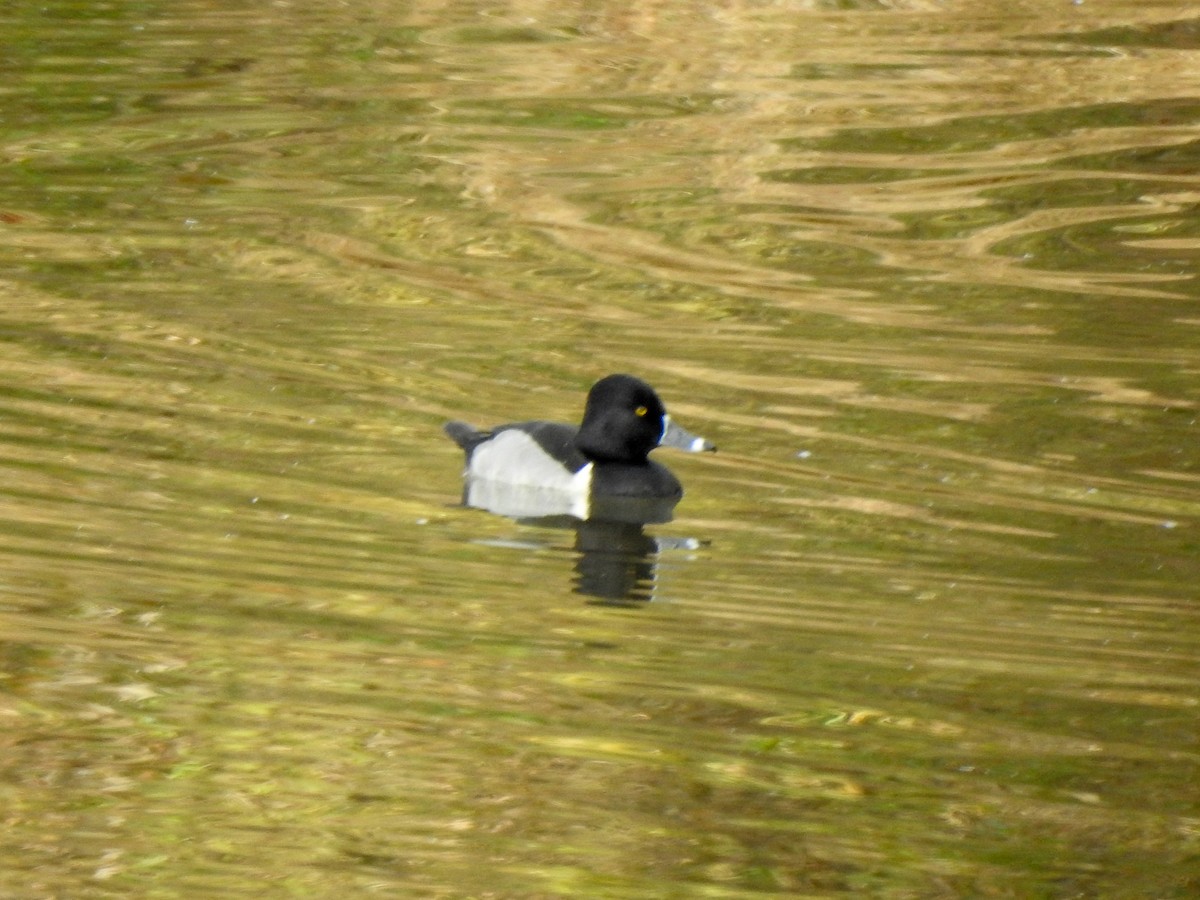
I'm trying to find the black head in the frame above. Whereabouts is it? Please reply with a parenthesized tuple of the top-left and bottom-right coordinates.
(574, 374, 667, 463)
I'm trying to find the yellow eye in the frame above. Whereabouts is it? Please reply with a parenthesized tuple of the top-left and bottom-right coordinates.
(635, 405, 648, 417)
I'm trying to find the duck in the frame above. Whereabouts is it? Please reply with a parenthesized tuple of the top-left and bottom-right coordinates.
(444, 374, 714, 521)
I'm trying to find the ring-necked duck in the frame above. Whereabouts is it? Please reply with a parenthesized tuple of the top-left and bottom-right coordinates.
(444, 374, 714, 520)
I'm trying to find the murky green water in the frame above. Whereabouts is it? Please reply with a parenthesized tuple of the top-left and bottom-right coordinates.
(2, 0, 1198, 896)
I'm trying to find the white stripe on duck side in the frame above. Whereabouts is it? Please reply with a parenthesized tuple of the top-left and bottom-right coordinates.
(465, 429, 593, 519)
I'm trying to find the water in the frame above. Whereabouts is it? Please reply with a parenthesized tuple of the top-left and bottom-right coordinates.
(2, 0, 1198, 896)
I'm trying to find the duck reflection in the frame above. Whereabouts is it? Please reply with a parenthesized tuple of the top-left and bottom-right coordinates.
(458, 479, 698, 605)
(573, 518, 660, 604)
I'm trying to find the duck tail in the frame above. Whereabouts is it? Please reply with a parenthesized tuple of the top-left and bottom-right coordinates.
(443, 421, 488, 452)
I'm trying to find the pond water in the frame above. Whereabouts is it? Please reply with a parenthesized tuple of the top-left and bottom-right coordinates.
(2, 0, 1198, 896)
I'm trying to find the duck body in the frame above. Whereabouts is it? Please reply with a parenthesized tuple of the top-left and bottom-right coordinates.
(444, 374, 713, 521)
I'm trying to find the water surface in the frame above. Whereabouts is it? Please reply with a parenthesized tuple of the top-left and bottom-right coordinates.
(2, 1, 1198, 896)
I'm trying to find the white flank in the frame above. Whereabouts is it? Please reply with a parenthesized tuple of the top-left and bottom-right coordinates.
(466, 430, 592, 519)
